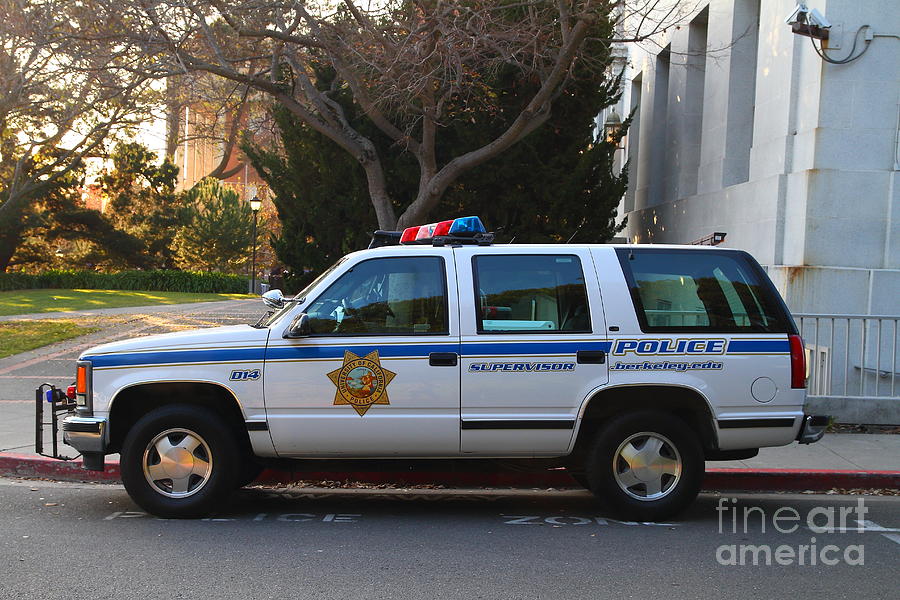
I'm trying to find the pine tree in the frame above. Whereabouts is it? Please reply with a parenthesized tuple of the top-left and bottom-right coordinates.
(6, 155, 148, 272)
(100, 142, 183, 269)
(173, 178, 255, 273)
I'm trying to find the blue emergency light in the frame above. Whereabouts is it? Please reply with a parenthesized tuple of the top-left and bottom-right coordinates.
(448, 216, 487, 236)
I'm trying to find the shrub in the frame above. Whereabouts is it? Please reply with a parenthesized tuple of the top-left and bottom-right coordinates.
(0, 270, 248, 294)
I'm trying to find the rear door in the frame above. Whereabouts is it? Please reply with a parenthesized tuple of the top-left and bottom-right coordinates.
(455, 247, 609, 455)
(264, 250, 461, 456)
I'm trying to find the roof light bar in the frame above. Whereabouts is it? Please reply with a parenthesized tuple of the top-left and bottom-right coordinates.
(369, 216, 493, 248)
(432, 220, 454, 237)
(399, 226, 420, 244)
(416, 223, 439, 240)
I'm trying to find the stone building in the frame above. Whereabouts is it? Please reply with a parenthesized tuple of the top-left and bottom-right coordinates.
(613, 0, 899, 421)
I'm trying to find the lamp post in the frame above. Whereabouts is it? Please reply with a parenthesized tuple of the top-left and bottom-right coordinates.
(249, 196, 262, 294)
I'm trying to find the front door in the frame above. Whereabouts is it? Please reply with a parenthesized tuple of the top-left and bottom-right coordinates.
(455, 248, 609, 455)
(264, 252, 460, 456)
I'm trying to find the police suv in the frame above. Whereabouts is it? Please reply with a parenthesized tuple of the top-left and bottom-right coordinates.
(37, 216, 827, 520)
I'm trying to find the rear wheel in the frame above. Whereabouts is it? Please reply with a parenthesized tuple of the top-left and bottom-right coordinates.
(120, 405, 239, 518)
(586, 411, 703, 521)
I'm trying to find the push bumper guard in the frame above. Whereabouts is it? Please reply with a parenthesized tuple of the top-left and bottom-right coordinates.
(35, 383, 107, 470)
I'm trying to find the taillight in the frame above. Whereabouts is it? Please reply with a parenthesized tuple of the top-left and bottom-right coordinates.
(789, 334, 806, 389)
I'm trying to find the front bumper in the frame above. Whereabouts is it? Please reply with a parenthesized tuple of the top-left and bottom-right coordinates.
(62, 415, 108, 454)
(797, 414, 829, 444)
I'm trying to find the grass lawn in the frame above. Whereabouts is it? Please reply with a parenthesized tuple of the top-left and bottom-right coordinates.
(0, 289, 254, 316)
(0, 320, 100, 358)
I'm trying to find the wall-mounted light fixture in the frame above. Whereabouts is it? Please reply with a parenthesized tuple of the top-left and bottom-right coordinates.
(604, 109, 625, 150)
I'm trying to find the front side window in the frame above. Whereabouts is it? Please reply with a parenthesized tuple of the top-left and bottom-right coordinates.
(473, 255, 591, 333)
(617, 249, 790, 333)
(306, 256, 448, 335)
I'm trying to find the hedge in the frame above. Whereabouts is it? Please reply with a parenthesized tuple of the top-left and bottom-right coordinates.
(0, 270, 249, 294)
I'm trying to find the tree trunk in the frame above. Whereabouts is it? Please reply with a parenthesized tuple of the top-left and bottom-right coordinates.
(397, 185, 439, 229)
(165, 78, 182, 162)
(362, 161, 398, 230)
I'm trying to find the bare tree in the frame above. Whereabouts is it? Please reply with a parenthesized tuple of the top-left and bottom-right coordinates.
(0, 0, 155, 269)
(162, 71, 262, 181)
(7, 1, 703, 237)
(102, 0, 690, 229)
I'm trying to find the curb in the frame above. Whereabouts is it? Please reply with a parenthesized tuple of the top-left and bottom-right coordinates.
(2, 453, 898, 491)
(0, 453, 120, 482)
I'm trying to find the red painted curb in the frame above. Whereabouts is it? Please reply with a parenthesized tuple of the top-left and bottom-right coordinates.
(702, 468, 900, 491)
(2, 452, 898, 491)
(0, 453, 120, 482)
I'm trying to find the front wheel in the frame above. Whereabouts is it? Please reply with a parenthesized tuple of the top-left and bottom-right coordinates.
(586, 411, 703, 521)
(120, 405, 240, 518)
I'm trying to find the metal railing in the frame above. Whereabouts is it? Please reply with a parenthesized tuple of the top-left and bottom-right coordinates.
(795, 314, 899, 402)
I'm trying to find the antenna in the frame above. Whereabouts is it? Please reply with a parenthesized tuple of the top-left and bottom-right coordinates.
(566, 221, 584, 243)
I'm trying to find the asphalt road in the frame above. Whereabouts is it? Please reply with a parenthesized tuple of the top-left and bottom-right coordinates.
(0, 480, 897, 599)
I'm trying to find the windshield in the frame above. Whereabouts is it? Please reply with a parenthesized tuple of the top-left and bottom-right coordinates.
(256, 257, 348, 328)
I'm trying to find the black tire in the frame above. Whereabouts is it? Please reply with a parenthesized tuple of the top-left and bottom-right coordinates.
(120, 405, 239, 518)
(586, 411, 703, 521)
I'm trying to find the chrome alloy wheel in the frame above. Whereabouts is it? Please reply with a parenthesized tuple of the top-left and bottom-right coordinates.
(612, 432, 682, 501)
(142, 428, 213, 498)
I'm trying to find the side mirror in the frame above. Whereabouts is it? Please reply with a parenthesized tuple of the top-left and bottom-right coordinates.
(284, 313, 311, 338)
(262, 289, 285, 309)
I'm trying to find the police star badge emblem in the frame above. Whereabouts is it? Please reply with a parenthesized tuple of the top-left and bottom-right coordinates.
(326, 350, 396, 416)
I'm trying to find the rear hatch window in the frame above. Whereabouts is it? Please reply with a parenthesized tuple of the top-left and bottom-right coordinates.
(615, 248, 792, 333)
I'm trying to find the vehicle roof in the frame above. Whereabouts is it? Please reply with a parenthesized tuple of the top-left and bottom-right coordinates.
(358, 242, 736, 255)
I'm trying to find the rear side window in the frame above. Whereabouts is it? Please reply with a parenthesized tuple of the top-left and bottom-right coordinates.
(472, 254, 591, 333)
(616, 249, 789, 333)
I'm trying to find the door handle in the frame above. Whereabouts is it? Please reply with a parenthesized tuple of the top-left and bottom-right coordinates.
(429, 352, 458, 367)
(576, 350, 606, 364)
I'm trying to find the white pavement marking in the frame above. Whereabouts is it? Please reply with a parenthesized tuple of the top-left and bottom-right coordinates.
(103, 511, 363, 523)
(855, 520, 900, 533)
(500, 515, 677, 527)
(882, 533, 900, 546)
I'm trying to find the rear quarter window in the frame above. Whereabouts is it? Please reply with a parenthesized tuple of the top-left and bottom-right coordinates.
(615, 248, 792, 334)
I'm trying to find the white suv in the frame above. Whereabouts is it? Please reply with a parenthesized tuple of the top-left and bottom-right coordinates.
(43, 216, 826, 520)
